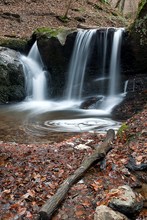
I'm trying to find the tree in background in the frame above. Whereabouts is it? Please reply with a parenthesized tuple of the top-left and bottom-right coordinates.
(63, 0, 72, 19)
(115, 0, 125, 12)
(109, 0, 140, 17)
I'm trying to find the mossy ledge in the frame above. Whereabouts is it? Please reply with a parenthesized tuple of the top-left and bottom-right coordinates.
(33, 27, 77, 45)
(0, 37, 28, 53)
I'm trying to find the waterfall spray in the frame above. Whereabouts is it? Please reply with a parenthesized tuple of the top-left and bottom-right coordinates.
(21, 41, 48, 101)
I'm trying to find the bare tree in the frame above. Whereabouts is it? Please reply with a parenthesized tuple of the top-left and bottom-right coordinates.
(115, 0, 126, 12)
(63, 0, 73, 18)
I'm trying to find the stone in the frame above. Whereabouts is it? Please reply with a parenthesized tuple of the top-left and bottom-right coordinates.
(34, 27, 77, 97)
(94, 205, 128, 220)
(0, 47, 25, 103)
(108, 185, 143, 217)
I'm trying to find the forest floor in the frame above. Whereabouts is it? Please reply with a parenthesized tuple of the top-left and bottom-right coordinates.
(0, 0, 147, 220)
(0, 0, 129, 39)
(0, 100, 147, 219)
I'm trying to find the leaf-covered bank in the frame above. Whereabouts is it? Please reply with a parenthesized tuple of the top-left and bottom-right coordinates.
(0, 104, 146, 219)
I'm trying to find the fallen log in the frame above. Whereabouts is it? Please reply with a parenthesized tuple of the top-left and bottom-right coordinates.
(37, 129, 115, 220)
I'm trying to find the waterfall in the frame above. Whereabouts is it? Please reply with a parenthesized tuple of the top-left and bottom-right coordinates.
(20, 28, 124, 115)
(99, 28, 124, 112)
(65, 29, 96, 100)
(21, 42, 48, 101)
(99, 28, 109, 93)
(12, 28, 125, 134)
(108, 28, 123, 96)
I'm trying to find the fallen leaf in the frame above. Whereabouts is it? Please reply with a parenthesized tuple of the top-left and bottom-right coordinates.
(75, 210, 84, 216)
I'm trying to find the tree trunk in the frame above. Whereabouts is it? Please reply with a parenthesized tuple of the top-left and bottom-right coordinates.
(115, 0, 126, 12)
(37, 129, 115, 220)
(115, 0, 122, 8)
(63, 0, 72, 18)
(120, 0, 125, 12)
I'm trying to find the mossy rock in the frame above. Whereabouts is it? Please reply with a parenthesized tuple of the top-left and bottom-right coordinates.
(33, 27, 77, 45)
(137, 0, 147, 17)
(117, 123, 129, 139)
(0, 37, 28, 53)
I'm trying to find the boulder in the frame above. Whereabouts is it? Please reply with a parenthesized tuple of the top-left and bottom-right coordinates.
(108, 185, 143, 217)
(0, 37, 28, 54)
(0, 47, 25, 103)
(94, 205, 128, 220)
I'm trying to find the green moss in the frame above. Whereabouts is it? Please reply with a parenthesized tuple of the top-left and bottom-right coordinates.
(0, 37, 27, 52)
(117, 123, 129, 139)
(57, 16, 70, 23)
(34, 27, 77, 45)
(137, 0, 147, 17)
(34, 27, 62, 37)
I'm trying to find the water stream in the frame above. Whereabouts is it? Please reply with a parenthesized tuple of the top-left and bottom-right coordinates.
(65, 29, 96, 100)
(21, 41, 48, 101)
(0, 28, 126, 142)
(108, 28, 123, 96)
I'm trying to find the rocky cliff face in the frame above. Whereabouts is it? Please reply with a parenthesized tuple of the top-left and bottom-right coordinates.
(34, 28, 77, 97)
(35, 27, 123, 98)
(129, 0, 147, 74)
(28, 25, 146, 99)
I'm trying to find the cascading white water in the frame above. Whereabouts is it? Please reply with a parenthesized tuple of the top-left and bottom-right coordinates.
(7, 28, 125, 135)
(21, 41, 48, 101)
(64, 28, 124, 113)
(65, 29, 96, 100)
(98, 28, 124, 112)
(108, 28, 124, 96)
(124, 80, 129, 94)
(99, 28, 109, 93)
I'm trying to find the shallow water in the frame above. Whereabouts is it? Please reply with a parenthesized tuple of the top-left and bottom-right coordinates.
(0, 99, 121, 144)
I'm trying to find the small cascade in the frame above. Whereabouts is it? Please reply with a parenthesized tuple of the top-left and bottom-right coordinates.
(99, 28, 124, 111)
(65, 29, 96, 100)
(108, 28, 124, 96)
(64, 27, 124, 113)
(124, 80, 129, 94)
(21, 42, 48, 101)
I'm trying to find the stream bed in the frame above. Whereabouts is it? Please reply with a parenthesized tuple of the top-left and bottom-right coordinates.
(0, 100, 121, 144)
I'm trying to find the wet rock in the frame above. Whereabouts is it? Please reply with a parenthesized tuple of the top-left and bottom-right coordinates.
(34, 27, 77, 97)
(0, 37, 28, 53)
(94, 205, 129, 220)
(80, 96, 103, 109)
(0, 47, 25, 103)
(109, 185, 143, 217)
